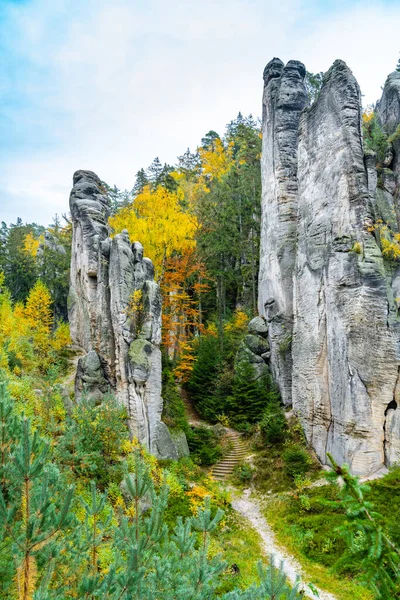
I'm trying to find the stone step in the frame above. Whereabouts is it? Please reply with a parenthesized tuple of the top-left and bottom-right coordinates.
(212, 467, 236, 473)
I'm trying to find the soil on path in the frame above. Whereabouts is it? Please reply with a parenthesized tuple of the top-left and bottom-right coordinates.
(230, 488, 337, 600)
(180, 389, 337, 599)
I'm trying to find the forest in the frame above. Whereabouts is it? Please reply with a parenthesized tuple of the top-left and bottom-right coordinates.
(1, 71, 400, 600)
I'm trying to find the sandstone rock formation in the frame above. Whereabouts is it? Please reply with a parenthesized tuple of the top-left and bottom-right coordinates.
(259, 59, 400, 476)
(68, 170, 175, 457)
(259, 58, 308, 406)
(235, 316, 270, 380)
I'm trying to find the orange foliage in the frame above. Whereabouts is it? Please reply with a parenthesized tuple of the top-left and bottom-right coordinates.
(161, 251, 210, 372)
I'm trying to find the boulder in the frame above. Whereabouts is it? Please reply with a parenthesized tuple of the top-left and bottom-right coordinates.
(170, 429, 190, 458)
(247, 316, 269, 337)
(75, 350, 108, 401)
(154, 422, 180, 460)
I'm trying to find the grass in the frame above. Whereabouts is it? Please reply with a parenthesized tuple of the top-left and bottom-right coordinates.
(251, 416, 321, 495)
(246, 419, 400, 599)
(264, 489, 373, 600)
(261, 468, 400, 600)
(210, 507, 265, 594)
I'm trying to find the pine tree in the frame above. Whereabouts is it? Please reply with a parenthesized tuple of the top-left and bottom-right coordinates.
(133, 168, 149, 196)
(186, 334, 224, 419)
(146, 157, 163, 186)
(0, 385, 73, 600)
(227, 364, 277, 426)
(326, 454, 400, 598)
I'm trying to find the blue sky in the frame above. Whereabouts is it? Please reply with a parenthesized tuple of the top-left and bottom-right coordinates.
(1, 0, 400, 226)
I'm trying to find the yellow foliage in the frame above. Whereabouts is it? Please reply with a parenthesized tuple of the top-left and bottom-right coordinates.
(15, 555, 37, 600)
(224, 309, 249, 333)
(186, 484, 211, 514)
(125, 289, 144, 332)
(0, 277, 70, 380)
(165, 471, 185, 498)
(362, 109, 374, 124)
(24, 280, 53, 334)
(198, 138, 233, 181)
(51, 322, 71, 352)
(368, 220, 400, 261)
(109, 185, 198, 281)
(22, 232, 42, 258)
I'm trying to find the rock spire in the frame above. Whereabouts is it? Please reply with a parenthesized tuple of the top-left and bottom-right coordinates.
(259, 59, 400, 476)
(68, 170, 177, 458)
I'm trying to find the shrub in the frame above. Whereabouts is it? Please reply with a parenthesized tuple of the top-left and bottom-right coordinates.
(259, 402, 287, 445)
(56, 392, 129, 488)
(162, 358, 189, 432)
(283, 444, 312, 479)
(232, 462, 254, 484)
(186, 426, 223, 466)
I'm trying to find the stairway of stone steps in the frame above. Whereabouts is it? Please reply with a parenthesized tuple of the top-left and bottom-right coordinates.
(211, 430, 248, 480)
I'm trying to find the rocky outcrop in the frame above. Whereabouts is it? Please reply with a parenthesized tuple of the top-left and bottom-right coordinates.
(235, 316, 270, 380)
(68, 170, 176, 456)
(259, 58, 308, 406)
(259, 60, 400, 476)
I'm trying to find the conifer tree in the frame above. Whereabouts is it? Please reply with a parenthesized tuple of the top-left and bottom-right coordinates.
(0, 385, 73, 600)
(327, 454, 400, 598)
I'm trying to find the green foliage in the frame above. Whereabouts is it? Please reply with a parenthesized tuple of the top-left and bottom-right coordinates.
(326, 454, 400, 598)
(0, 217, 71, 319)
(186, 333, 224, 420)
(0, 219, 40, 303)
(363, 113, 390, 167)
(0, 383, 74, 599)
(56, 392, 129, 489)
(195, 114, 262, 317)
(0, 382, 302, 599)
(162, 355, 189, 433)
(227, 366, 278, 428)
(187, 426, 223, 466)
(259, 402, 287, 444)
(305, 71, 324, 104)
(283, 445, 312, 479)
(232, 462, 254, 484)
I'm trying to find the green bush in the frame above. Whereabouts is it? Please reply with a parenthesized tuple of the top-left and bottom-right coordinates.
(363, 113, 390, 167)
(186, 426, 223, 466)
(259, 403, 287, 444)
(283, 444, 312, 479)
(186, 334, 224, 420)
(232, 462, 254, 484)
(56, 392, 129, 489)
(162, 357, 189, 433)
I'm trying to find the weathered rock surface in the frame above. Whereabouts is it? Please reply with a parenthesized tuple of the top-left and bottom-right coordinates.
(258, 58, 308, 406)
(235, 316, 270, 380)
(68, 170, 178, 457)
(259, 60, 400, 475)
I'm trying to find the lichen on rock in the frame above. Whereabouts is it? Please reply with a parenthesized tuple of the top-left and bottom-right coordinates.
(68, 170, 179, 458)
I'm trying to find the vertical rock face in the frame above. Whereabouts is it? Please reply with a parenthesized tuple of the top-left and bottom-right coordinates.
(260, 60, 400, 476)
(68, 170, 168, 455)
(258, 58, 308, 406)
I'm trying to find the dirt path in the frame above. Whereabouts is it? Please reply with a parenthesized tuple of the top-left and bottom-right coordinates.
(230, 488, 337, 600)
(180, 390, 337, 598)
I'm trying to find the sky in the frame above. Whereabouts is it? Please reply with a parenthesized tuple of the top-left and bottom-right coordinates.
(1, 0, 400, 226)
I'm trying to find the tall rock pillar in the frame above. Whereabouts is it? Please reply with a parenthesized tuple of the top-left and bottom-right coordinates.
(259, 59, 400, 476)
(258, 58, 308, 405)
(68, 170, 177, 457)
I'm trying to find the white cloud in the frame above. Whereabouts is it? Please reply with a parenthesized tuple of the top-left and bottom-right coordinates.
(1, 0, 399, 224)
